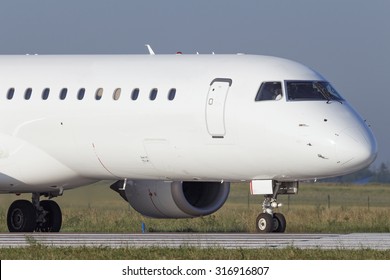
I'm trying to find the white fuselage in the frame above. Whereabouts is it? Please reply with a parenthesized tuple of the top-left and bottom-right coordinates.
(0, 54, 377, 193)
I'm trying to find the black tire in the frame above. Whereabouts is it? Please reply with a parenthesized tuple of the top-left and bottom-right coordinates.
(272, 213, 286, 233)
(7, 200, 37, 232)
(256, 213, 273, 233)
(37, 200, 62, 232)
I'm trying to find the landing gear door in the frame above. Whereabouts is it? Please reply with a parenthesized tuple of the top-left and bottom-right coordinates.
(206, 78, 232, 138)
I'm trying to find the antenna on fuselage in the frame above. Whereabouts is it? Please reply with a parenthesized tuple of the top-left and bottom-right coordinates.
(145, 44, 155, 55)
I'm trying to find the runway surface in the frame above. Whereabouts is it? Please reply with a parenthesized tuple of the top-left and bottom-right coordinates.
(1, 233, 390, 249)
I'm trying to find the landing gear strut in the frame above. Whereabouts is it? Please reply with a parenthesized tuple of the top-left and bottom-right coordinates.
(255, 181, 298, 233)
(7, 193, 62, 232)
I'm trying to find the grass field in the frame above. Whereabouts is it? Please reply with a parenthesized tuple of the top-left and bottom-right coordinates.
(2, 245, 390, 260)
(1, 182, 390, 259)
(2, 182, 389, 233)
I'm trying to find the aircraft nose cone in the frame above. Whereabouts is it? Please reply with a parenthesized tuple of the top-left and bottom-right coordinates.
(336, 125, 377, 172)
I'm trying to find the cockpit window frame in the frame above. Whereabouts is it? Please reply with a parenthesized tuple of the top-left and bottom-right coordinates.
(285, 80, 344, 102)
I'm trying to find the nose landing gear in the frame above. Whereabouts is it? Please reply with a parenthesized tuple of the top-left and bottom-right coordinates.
(256, 195, 286, 233)
(254, 181, 298, 233)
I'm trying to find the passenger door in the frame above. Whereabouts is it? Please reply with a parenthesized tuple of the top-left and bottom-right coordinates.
(205, 78, 232, 138)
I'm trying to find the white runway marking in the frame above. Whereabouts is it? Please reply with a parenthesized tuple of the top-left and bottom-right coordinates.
(1, 233, 390, 250)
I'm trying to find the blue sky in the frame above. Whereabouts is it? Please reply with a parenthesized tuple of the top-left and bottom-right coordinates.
(0, 0, 389, 166)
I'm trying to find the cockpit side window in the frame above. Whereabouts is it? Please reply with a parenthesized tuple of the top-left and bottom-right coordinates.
(255, 82, 282, 101)
(286, 81, 344, 102)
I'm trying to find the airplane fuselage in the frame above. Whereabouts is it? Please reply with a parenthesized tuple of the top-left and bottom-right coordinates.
(0, 54, 376, 194)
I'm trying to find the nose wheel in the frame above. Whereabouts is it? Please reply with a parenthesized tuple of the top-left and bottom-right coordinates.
(253, 181, 298, 233)
(272, 212, 286, 232)
(256, 212, 286, 233)
(255, 191, 287, 233)
(256, 213, 273, 232)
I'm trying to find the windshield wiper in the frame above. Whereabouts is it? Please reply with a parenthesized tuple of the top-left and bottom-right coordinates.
(313, 82, 332, 103)
(314, 82, 343, 104)
(315, 82, 344, 104)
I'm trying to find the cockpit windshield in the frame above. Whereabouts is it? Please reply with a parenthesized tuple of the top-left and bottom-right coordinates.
(286, 81, 344, 102)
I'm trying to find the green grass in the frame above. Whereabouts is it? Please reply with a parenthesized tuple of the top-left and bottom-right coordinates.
(1, 182, 390, 233)
(1, 182, 390, 259)
(1, 245, 390, 260)
(2, 182, 389, 233)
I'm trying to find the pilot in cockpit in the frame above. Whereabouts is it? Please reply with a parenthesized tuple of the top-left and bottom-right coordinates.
(261, 82, 282, 100)
(272, 87, 282, 100)
(255, 82, 283, 101)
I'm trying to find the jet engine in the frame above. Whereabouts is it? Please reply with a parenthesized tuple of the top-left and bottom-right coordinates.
(110, 180, 230, 218)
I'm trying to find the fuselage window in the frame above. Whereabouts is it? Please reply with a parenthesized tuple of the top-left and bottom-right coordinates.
(78, 88, 86, 100)
(255, 82, 282, 101)
(149, 88, 158, 100)
(131, 88, 140, 100)
(25, 88, 32, 100)
(42, 88, 50, 100)
(113, 88, 121, 100)
(168, 88, 176, 100)
(95, 88, 103, 100)
(59, 88, 68, 100)
(7, 88, 15, 100)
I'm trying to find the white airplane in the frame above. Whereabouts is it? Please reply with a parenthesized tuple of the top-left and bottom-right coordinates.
(0, 52, 377, 233)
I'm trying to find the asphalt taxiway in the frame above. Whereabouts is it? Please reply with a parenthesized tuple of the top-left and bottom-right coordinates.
(1, 233, 390, 250)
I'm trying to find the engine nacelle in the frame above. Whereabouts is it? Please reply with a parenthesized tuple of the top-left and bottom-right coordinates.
(110, 180, 230, 218)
